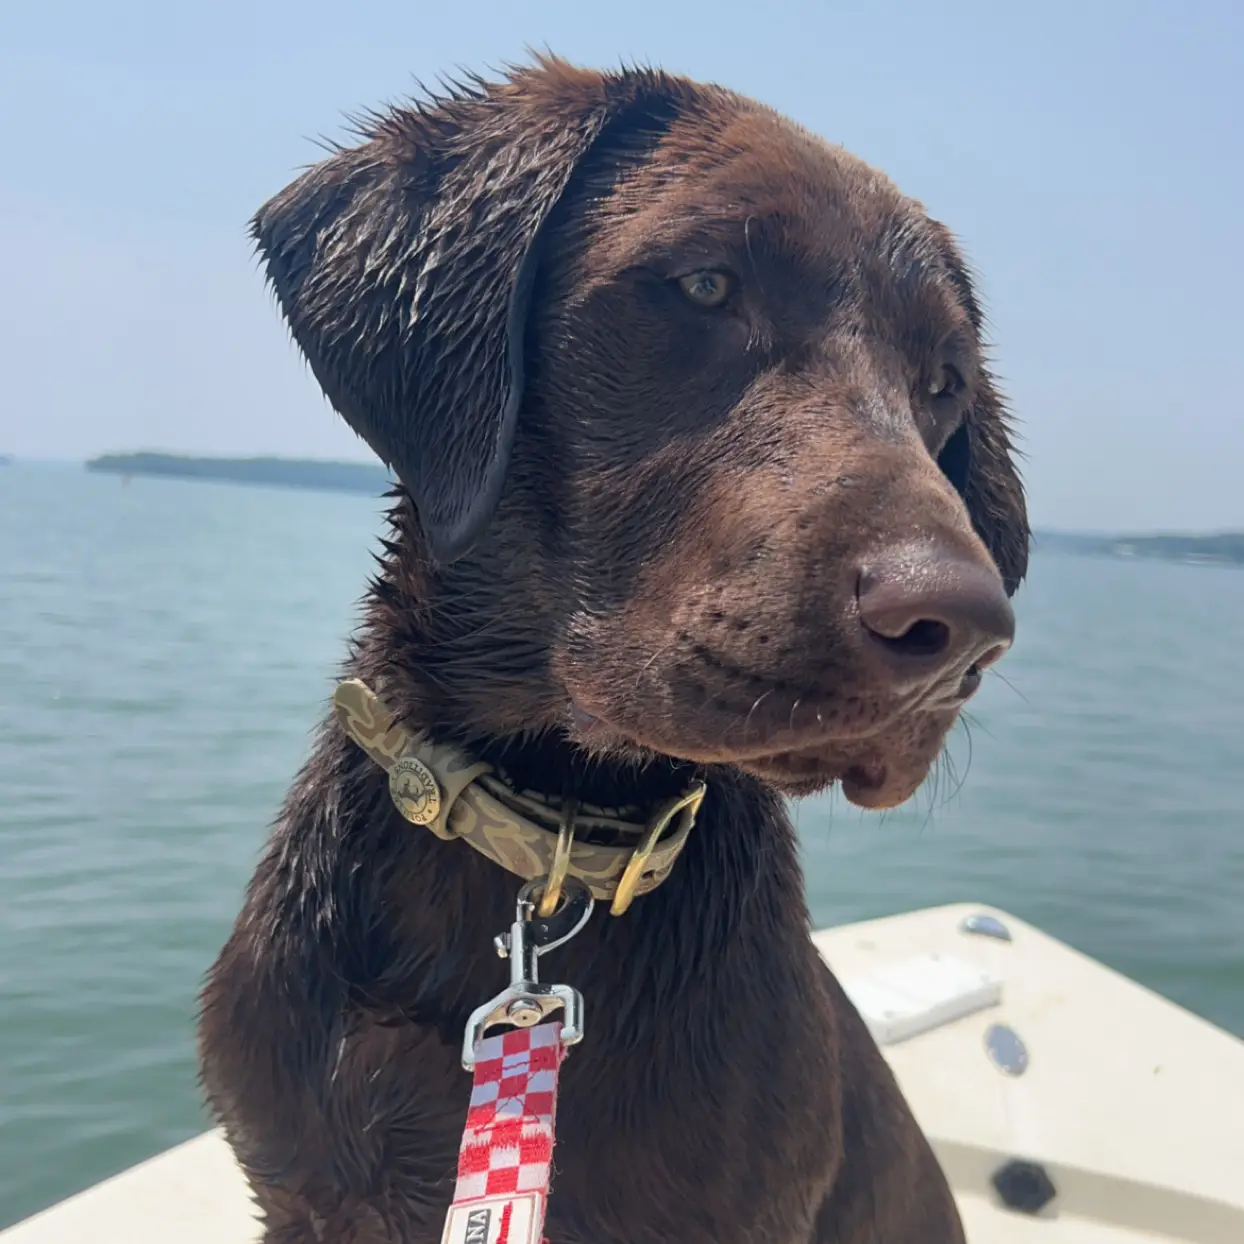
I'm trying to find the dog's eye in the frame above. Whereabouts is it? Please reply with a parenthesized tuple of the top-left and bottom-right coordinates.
(676, 270, 734, 309)
(928, 364, 964, 401)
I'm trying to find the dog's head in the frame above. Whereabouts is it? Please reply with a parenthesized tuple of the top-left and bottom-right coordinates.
(255, 58, 1029, 808)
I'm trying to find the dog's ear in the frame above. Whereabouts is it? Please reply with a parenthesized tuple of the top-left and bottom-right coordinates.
(929, 223, 1030, 596)
(252, 60, 686, 563)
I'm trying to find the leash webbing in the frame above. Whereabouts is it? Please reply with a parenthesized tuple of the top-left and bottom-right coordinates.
(441, 1023, 566, 1244)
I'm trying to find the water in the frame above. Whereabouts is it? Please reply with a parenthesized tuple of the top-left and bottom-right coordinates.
(1, 463, 1242, 1228)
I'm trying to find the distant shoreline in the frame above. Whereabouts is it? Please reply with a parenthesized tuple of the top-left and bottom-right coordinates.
(1034, 529, 1244, 568)
(77, 452, 1244, 567)
(86, 452, 393, 496)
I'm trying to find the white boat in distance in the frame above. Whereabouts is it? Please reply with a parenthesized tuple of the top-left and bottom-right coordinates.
(4, 902, 1242, 1244)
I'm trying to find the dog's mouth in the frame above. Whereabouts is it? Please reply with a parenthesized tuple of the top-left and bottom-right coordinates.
(736, 749, 905, 806)
(566, 695, 951, 809)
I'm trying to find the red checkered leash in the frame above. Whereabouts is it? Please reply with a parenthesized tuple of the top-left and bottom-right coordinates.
(441, 878, 594, 1244)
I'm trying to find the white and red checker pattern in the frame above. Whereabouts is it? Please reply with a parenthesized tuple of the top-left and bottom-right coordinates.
(442, 1022, 565, 1244)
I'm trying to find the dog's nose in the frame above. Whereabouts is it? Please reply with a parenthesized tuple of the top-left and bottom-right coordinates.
(856, 544, 1015, 692)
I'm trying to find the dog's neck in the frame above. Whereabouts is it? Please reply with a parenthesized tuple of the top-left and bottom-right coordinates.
(267, 511, 812, 1047)
(350, 496, 701, 812)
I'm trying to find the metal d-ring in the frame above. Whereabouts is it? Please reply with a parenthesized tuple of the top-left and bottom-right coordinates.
(537, 797, 578, 918)
(610, 780, 707, 916)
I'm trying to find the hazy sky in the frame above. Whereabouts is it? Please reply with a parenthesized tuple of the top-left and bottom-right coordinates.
(1, 0, 1240, 531)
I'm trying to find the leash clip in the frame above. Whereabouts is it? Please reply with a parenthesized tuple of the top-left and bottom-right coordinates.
(460, 876, 593, 1070)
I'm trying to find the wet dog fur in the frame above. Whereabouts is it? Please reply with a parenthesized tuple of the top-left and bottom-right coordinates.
(198, 56, 1029, 1244)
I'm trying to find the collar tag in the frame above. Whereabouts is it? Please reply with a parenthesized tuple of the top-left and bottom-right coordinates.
(389, 753, 442, 825)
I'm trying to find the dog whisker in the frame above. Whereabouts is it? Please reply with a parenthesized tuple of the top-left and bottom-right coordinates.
(987, 666, 1030, 705)
(637, 645, 669, 681)
(742, 687, 775, 736)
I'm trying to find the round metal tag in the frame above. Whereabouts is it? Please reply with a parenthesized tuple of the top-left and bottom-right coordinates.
(388, 755, 442, 825)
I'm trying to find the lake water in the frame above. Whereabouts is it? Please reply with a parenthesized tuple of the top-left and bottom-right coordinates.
(1, 463, 1241, 1227)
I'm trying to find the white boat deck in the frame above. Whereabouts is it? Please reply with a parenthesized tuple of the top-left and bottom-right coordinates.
(4, 902, 1242, 1243)
(814, 905, 1244, 1243)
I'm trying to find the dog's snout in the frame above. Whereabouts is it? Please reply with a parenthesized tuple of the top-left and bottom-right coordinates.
(856, 545, 1015, 694)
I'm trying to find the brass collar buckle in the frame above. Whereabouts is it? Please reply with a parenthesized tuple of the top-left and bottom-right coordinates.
(536, 779, 706, 918)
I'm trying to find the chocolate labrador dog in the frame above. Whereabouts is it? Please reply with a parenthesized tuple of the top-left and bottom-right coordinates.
(199, 56, 1028, 1244)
